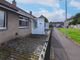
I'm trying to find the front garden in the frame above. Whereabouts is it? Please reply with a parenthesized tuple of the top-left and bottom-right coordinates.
(0, 35, 47, 60)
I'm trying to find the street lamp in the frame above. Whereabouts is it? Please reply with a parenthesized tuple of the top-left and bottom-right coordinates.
(59, 0, 67, 27)
(65, 0, 67, 22)
(64, 0, 68, 28)
(64, 0, 68, 37)
(60, 0, 68, 36)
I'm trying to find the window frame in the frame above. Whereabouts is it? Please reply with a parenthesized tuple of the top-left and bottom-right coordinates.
(19, 16, 29, 29)
(0, 10, 7, 30)
(33, 19, 37, 29)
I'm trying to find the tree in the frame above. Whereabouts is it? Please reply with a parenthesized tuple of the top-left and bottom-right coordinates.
(68, 13, 80, 25)
(49, 22, 53, 28)
(45, 18, 49, 23)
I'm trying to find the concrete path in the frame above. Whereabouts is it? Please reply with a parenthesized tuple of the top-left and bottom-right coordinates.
(50, 28, 80, 60)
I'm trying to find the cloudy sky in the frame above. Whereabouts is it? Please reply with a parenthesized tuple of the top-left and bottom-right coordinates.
(7, 0, 80, 22)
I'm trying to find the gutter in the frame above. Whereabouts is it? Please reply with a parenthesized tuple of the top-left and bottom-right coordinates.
(0, 4, 35, 19)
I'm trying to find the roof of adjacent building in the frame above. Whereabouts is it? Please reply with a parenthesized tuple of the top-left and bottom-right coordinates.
(39, 15, 49, 22)
(39, 15, 45, 18)
(52, 22, 64, 25)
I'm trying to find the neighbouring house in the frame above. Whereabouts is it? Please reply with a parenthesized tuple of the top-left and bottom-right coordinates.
(66, 19, 80, 28)
(64, 20, 72, 28)
(32, 15, 49, 35)
(0, 0, 35, 44)
(52, 22, 64, 28)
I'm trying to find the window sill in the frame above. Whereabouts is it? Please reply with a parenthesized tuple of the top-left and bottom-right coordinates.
(0, 27, 6, 30)
(19, 26, 29, 29)
(0, 27, 7, 31)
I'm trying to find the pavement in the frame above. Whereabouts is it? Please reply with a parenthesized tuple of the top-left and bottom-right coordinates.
(50, 28, 80, 60)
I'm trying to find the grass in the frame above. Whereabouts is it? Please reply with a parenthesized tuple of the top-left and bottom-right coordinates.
(58, 28, 80, 44)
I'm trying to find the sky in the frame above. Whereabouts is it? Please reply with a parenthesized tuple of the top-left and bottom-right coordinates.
(7, 0, 80, 22)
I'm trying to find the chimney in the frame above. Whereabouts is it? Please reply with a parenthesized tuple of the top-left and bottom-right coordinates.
(30, 11, 32, 15)
(12, 0, 16, 7)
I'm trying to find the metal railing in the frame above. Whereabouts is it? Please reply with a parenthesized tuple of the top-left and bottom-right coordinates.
(44, 29, 52, 60)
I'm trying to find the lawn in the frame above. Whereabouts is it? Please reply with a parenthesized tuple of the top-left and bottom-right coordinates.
(58, 28, 80, 44)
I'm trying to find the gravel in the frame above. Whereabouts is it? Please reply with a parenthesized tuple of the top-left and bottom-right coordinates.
(0, 35, 48, 60)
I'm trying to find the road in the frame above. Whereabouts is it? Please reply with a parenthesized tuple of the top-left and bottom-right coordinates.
(50, 28, 80, 60)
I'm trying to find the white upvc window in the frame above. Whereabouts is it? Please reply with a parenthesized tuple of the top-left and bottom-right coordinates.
(0, 10, 6, 29)
(33, 19, 37, 29)
(19, 16, 29, 28)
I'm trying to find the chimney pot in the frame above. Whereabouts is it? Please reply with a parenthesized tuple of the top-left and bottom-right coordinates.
(12, 0, 16, 7)
(30, 11, 32, 15)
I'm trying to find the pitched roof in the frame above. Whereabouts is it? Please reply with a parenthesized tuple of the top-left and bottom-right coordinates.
(39, 15, 45, 18)
(0, 0, 35, 18)
(39, 15, 49, 22)
(0, 0, 18, 11)
(17, 7, 35, 18)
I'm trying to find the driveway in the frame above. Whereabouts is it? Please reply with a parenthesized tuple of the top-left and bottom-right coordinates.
(50, 28, 80, 60)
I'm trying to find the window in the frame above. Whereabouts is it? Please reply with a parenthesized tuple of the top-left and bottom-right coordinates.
(0, 10, 6, 29)
(44, 23, 46, 27)
(19, 16, 29, 28)
(33, 19, 37, 29)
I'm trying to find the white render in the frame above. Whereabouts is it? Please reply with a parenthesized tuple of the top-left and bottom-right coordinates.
(32, 17, 45, 34)
(45, 23, 49, 29)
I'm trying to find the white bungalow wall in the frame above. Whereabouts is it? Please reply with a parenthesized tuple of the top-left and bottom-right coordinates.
(32, 18, 45, 34)
(45, 23, 49, 29)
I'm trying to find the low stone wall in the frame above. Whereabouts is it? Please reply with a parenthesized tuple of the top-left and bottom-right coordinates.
(38, 30, 51, 60)
(69, 25, 80, 28)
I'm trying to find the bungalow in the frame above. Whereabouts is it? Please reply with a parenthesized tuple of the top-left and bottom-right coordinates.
(0, 0, 35, 44)
(32, 15, 49, 35)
